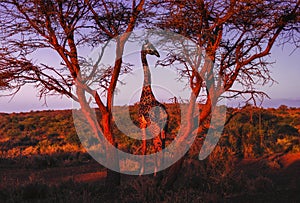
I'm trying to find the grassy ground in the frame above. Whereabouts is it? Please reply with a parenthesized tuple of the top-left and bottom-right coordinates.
(0, 150, 299, 202)
(0, 107, 299, 202)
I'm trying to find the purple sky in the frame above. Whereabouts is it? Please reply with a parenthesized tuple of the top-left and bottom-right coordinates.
(0, 44, 299, 113)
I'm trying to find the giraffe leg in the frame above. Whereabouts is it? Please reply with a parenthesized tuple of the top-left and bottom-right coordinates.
(139, 127, 147, 176)
(154, 145, 160, 176)
(154, 153, 158, 176)
(161, 129, 166, 168)
(153, 134, 163, 176)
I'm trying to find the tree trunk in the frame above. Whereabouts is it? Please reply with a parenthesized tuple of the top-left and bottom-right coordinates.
(104, 154, 120, 199)
(77, 87, 121, 190)
(104, 151, 121, 196)
(102, 113, 121, 190)
(160, 94, 198, 188)
(104, 142, 120, 191)
(160, 156, 185, 190)
(160, 88, 212, 188)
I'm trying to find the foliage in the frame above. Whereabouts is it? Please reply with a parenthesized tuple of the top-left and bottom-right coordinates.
(1, 105, 299, 159)
(223, 106, 300, 158)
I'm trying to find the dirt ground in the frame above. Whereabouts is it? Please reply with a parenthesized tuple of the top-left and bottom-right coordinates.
(0, 152, 299, 202)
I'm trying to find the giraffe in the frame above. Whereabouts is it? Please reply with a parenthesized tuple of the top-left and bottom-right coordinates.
(138, 40, 168, 176)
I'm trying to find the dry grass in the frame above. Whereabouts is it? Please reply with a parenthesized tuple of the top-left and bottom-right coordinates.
(0, 107, 299, 202)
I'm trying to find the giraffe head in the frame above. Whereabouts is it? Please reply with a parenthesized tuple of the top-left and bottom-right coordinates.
(142, 40, 160, 57)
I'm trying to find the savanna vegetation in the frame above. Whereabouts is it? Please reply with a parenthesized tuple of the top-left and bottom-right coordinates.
(0, 105, 299, 202)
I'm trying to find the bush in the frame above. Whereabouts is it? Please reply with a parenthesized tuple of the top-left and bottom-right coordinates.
(276, 124, 299, 136)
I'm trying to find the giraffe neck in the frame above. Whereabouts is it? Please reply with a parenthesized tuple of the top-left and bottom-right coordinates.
(141, 51, 151, 87)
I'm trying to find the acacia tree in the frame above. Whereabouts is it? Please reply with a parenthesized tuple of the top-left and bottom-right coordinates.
(148, 0, 299, 186)
(0, 0, 146, 188)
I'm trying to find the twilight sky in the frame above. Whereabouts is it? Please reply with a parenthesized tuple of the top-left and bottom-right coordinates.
(0, 43, 299, 113)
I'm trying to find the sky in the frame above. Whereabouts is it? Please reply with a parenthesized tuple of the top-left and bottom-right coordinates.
(0, 41, 299, 113)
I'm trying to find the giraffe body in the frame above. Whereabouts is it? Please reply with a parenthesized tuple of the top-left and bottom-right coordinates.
(138, 41, 168, 175)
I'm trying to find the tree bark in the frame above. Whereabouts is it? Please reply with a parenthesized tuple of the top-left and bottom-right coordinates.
(160, 86, 212, 188)
(105, 144, 121, 192)
(102, 112, 121, 189)
(160, 156, 185, 190)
